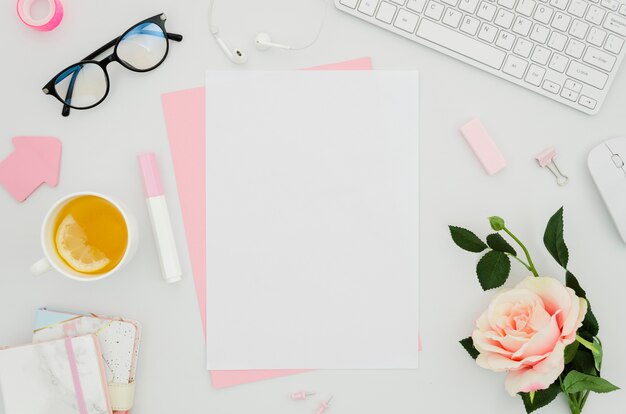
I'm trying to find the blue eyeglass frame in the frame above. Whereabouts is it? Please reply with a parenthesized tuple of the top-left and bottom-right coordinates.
(43, 13, 183, 117)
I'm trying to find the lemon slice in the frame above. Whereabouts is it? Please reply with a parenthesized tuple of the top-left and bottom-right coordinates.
(55, 214, 110, 273)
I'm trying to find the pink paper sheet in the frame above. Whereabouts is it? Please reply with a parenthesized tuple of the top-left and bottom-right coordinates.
(161, 57, 373, 388)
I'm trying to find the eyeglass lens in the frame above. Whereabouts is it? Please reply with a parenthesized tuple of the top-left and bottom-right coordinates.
(117, 22, 168, 71)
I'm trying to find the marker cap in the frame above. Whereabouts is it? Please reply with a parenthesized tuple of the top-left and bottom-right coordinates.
(138, 152, 164, 197)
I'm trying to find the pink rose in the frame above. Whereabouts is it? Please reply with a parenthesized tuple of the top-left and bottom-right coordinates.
(471, 276, 588, 396)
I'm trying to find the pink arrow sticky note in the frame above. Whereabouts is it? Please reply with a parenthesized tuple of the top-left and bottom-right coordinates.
(0, 136, 62, 202)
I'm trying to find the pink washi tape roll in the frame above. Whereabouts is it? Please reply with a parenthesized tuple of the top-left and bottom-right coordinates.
(17, 0, 64, 32)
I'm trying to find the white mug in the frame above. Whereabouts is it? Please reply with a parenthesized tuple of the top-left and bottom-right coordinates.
(30, 192, 138, 281)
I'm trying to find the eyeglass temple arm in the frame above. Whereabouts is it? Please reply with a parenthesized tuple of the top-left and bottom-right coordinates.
(61, 32, 183, 117)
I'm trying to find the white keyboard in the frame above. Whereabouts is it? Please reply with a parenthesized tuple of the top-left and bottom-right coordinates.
(336, 0, 626, 114)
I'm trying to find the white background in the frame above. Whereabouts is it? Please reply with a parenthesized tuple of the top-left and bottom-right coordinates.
(0, 0, 625, 413)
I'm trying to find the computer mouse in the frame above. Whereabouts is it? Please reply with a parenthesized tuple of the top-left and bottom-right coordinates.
(588, 137, 626, 243)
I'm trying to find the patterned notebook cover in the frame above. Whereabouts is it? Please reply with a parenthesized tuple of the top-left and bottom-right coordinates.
(33, 308, 141, 413)
(0, 335, 111, 414)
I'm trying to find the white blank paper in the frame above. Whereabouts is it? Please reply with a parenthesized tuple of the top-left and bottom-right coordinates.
(205, 71, 419, 369)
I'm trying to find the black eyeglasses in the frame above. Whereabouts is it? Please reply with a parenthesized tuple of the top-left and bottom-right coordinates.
(43, 13, 183, 117)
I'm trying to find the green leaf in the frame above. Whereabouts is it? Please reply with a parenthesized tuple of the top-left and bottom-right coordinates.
(476, 251, 511, 290)
(562, 371, 619, 394)
(520, 381, 561, 413)
(564, 341, 579, 364)
(459, 337, 480, 360)
(543, 207, 569, 269)
(581, 302, 599, 338)
(593, 338, 603, 373)
(489, 216, 506, 231)
(487, 233, 517, 256)
(449, 226, 488, 253)
(572, 348, 597, 376)
(566, 272, 586, 298)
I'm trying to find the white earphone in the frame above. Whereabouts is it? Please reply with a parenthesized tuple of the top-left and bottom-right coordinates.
(209, 0, 328, 65)
(211, 26, 248, 64)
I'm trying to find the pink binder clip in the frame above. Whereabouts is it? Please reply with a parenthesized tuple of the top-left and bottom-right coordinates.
(536, 148, 569, 186)
(315, 396, 333, 414)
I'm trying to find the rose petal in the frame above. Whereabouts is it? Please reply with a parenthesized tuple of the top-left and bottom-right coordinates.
(472, 329, 514, 357)
(528, 302, 552, 331)
(516, 277, 571, 318)
(504, 342, 566, 396)
(512, 310, 561, 359)
(484, 331, 529, 353)
(487, 288, 543, 332)
(561, 291, 586, 339)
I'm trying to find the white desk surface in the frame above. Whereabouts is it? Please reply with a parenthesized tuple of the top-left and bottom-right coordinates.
(1, 1, 625, 413)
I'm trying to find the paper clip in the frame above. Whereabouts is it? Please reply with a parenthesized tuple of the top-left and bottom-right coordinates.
(536, 148, 569, 186)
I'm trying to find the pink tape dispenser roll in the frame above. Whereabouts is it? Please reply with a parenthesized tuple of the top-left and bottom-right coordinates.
(17, 0, 64, 32)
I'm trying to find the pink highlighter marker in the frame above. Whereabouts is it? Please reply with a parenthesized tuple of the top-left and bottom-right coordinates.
(138, 152, 182, 283)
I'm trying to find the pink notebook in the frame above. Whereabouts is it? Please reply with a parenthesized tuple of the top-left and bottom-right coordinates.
(161, 58, 373, 388)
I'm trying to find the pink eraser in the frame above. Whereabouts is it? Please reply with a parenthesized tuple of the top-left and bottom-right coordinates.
(459, 118, 507, 175)
(138, 152, 164, 197)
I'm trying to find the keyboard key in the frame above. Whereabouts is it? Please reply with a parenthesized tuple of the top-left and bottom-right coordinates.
(496, 30, 516, 49)
(583, 46, 617, 71)
(425, 1, 446, 19)
(603, 13, 626, 36)
(358, 0, 380, 16)
(340, 0, 359, 8)
(567, 61, 609, 88)
(416, 19, 507, 68)
(569, 19, 590, 39)
(565, 79, 583, 92)
(532, 45, 552, 63)
(407, 0, 428, 12)
(561, 88, 579, 101)
(565, 38, 586, 58)
(601, 0, 620, 12)
(549, 53, 569, 71)
(605, 34, 625, 53)
(579, 95, 597, 109)
(377, 2, 398, 23)
(390, 0, 406, 4)
(503, 54, 529, 77)
(443, 8, 463, 27)
(498, 0, 517, 8)
(478, 22, 499, 41)
(514, 38, 534, 57)
(568, 0, 588, 17)
(550, 0, 568, 10)
(516, 0, 537, 16)
(586, 5, 606, 25)
(394, 9, 420, 32)
(552, 12, 572, 31)
(442, 0, 459, 6)
(513, 16, 533, 35)
(548, 31, 568, 50)
(621, 4, 626, 16)
(535, 5, 554, 24)
(587, 27, 608, 46)
(495, 9, 515, 28)
(525, 64, 546, 85)
(461, 15, 482, 34)
(530, 24, 551, 42)
(459, 0, 480, 13)
(543, 79, 561, 93)
(477, 2, 498, 20)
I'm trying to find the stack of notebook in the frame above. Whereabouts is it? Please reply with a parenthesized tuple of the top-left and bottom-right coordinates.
(0, 309, 141, 414)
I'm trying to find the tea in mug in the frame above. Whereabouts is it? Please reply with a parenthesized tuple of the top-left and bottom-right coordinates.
(53, 195, 128, 275)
